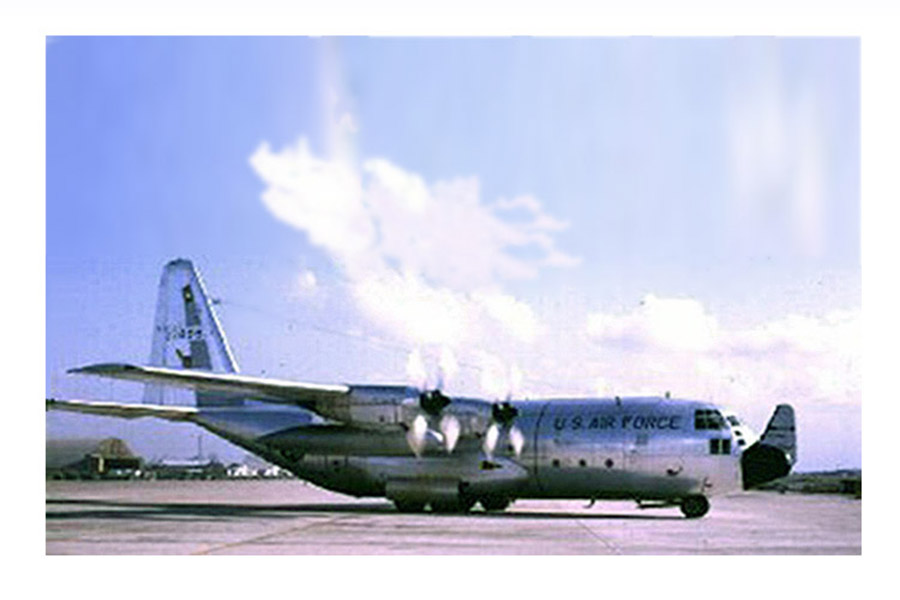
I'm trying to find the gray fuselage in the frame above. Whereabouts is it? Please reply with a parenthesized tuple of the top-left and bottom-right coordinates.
(192, 392, 743, 504)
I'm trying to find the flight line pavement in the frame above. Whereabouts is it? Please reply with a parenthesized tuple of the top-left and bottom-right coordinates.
(45, 479, 861, 555)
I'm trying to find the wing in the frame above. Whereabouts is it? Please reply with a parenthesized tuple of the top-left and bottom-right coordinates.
(68, 363, 350, 410)
(46, 398, 198, 422)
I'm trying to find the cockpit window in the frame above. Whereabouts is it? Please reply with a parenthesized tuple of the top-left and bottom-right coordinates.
(727, 415, 741, 426)
(694, 409, 726, 430)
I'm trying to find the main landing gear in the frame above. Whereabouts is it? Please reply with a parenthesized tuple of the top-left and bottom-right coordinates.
(679, 495, 710, 519)
(392, 496, 512, 513)
(479, 496, 512, 512)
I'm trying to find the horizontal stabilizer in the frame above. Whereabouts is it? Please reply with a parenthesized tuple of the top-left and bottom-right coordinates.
(46, 398, 198, 422)
(69, 362, 349, 409)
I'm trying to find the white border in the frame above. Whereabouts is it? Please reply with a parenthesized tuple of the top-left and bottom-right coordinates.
(7, 0, 891, 596)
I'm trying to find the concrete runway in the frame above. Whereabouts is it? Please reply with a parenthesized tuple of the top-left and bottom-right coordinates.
(46, 479, 861, 554)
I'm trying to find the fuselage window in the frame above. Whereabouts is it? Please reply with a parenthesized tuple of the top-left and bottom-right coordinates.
(709, 438, 732, 455)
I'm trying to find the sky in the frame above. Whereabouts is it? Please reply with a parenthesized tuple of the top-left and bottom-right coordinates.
(45, 36, 860, 471)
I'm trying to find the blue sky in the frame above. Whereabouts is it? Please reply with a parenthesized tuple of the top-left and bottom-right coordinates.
(46, 37, 860, 470)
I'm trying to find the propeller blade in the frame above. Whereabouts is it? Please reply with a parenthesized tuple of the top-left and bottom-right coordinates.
(407, 414, 429, 458)
(509, 425, 525, 459)
(483, 422, 500, 460)
(406, 349, 428, 390)
(438, 347, 459, 386)
(439, 414, 461, 454)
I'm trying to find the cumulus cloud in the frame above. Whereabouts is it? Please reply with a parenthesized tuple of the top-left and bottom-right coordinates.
(587, 294, 719, 352)
(250, 139, 371, 265)
(586, 296, 860, 410)
(474, 291, 541, 344)
(251, 138, 577, 291)
(250, 134, 578, 393)
(351, 269, 473, 347)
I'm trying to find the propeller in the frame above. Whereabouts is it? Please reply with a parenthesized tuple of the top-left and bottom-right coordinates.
(482, 398, 525, 460)
(404, 348, 461, 456)
(406, 388, 462, 457)
(403, 349, 526, 460)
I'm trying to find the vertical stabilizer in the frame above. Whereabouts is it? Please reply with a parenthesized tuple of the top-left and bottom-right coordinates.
(143, 259, 241, 406)
(760, 404, 796, 466)
(740, 404, 797, 489)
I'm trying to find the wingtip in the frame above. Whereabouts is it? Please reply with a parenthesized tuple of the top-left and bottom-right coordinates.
(67, 362, 138, 375)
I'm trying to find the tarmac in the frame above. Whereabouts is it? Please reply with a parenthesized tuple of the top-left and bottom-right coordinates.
(45, 479, 861, 555)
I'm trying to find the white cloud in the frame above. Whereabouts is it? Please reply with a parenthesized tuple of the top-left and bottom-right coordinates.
(474, 291, 541, 344)
(586, 296, 860, 410)
(252, 138, 578, 292)
(474, 349, 523, 400)
(249, 139, 371, 264)
(351, 269, 472, 347)
(250, 135, 578, 385)
(364, 158, 430, 213)
(587, 294, 719, 352)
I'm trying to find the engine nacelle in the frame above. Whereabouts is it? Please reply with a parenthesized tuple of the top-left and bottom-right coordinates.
(311, 385, 496, 439)
(311, 385, 415, 429)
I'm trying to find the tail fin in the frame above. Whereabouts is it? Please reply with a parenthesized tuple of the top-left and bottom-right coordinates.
(143, 258, 242, 407)
(760, 404, 796, 466)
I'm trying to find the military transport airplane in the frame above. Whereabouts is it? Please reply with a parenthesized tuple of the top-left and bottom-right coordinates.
(47, 259, 796, 518)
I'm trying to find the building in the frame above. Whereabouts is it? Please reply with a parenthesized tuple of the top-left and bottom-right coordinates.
(46, 437, 143, 479)
(145, 458, 227, 480)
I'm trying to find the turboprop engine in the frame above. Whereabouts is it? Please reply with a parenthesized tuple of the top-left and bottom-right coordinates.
(307, 385, 527, 460)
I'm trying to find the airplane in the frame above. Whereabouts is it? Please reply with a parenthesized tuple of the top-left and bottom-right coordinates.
(47, 258, 796, 518)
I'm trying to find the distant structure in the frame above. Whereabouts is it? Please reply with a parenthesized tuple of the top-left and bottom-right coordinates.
(757, 469, 862, 498)
(46, 438, 294, 481)
(46, 438, 142, 480)
(227, 454, 294, 479)
(146, 458, 227, 480)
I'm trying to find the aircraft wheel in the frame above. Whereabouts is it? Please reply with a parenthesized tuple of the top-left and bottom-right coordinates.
(680, 495, 710, 519)
(480, 496, 511, 512)
(393, 500, 426, 513)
